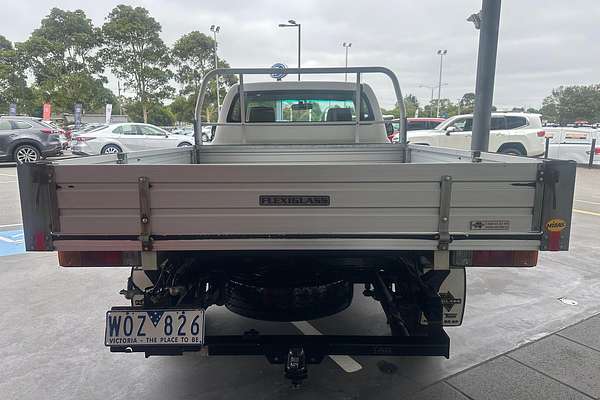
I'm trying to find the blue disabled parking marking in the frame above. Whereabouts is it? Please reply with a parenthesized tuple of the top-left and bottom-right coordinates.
(0, 230, 26, 256)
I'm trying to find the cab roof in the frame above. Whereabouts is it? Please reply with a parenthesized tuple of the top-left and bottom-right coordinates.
(228, 81, 370, 92)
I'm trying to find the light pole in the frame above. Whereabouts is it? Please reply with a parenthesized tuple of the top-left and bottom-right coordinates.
(278, 20, 301, 81)
(419, 83, 447, 117)
(470, 0, 502, 152)
(342, 42, 352, 82)
(436, 49, 448, 117)
(210, 25, 221, 114)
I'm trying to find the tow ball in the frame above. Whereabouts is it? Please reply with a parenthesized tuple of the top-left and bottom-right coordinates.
(284, 347, 308, 387)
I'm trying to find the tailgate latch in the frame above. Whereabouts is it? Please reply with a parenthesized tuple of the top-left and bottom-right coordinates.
(437, 175, 453, 251)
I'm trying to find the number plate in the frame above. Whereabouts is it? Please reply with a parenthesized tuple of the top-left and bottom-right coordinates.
(105, 309, 204, 347)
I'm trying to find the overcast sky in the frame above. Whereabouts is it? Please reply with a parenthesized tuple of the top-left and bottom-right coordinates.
(3, 0, 600, 109)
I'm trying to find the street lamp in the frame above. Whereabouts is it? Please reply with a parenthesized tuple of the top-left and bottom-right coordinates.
(419, 83, 447, 117)
(436, 49, 448, 117)
(210, 25, 221, 114)
(342, 42, 352, 82)
(278, 19, 301, 81)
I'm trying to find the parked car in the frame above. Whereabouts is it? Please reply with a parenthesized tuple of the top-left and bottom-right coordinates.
(0, 116, 62, 163)
(395, 112, 546, 156)
(71, 123, 195, 155)
(406, 117, 445, 130)
(545, 128, 600, 165)
(387, 117, 446, 141)
(70, 123, 108, 139)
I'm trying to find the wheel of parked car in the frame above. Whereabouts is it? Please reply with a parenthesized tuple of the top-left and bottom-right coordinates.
(101, 144, 122, 154)
(13, 144, 41, 164)
(177, 142, 192, 147)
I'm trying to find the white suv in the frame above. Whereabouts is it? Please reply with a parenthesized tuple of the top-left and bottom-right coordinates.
(402, 113, 546, 156)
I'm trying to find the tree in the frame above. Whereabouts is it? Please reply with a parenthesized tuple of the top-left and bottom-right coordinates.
(0, 35, 34, 114)
(541, 85, 600, 124)
(172, 31, 214, 96)
(102, 5, 173, 123)
(423, 98, 459, 118)
(172, 30, 237, 122)
(16, 8, 110, 115)
(404, 94, 419, 117)
(381, 94, 419, 118)
(0, 35, 11, 51)
(18, 8, 103, 83)
(49, 72, 118, 113)
(125, 100, 174, 126)
(169, 95, 195, 123)
(540, 95, 558, 122)
(459, 92, 475, 114)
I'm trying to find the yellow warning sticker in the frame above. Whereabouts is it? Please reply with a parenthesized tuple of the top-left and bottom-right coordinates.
(546, 218, 567, 232)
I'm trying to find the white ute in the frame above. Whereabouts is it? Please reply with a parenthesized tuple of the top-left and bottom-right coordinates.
(212, 81, 386, 144)
(17, 67, 576, 385)
(399, 112, 546, 157)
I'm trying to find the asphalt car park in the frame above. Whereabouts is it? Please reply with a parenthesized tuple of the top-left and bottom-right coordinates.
(0, 164, 599, 400)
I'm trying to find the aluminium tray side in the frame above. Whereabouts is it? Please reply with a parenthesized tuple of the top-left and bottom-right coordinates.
(48, 160, 541, 252)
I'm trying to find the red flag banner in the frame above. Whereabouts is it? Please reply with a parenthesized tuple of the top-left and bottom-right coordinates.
(42, 103, 52, 121)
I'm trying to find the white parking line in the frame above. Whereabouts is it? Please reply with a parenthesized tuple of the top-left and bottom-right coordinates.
(573, 208, 600, 217)
(575, 199, 600, 206)
(292, 321, 363, 373)
(0, 181, 17, 184)
(0, 223, 22, 228)
(0, 173, 16, 177)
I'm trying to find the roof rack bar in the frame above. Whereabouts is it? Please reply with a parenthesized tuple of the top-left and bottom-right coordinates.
(193, 67, 407, 147)
(238, 73, 246, 144)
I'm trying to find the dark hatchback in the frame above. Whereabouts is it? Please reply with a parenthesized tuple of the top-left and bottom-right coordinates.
(0, 117, 62, 163)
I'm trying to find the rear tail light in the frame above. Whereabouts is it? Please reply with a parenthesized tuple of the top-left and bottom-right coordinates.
(58, 251, 140, 267)
(594, 147, 600, 155)
(40, 128, 52, 134)
(537, 130, 546, 137)
(452, 250, 538, 267)
(75, 136, 95, 142)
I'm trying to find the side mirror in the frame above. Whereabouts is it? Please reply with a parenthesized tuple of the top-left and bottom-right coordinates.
(445, 126, 458, 135)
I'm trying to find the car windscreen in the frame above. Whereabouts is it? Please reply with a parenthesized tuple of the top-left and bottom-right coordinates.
(227, 90, 375, 123)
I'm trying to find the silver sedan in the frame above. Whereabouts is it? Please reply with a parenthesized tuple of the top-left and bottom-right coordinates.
(71, 123, 195, 155)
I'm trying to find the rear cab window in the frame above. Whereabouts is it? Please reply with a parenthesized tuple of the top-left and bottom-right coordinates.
(227, 89, 375, 123)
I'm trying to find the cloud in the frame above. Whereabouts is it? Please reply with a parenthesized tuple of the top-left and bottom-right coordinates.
(2, 0, 599, 109)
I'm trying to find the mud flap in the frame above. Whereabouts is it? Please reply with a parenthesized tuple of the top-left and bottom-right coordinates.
(420, 266, 466, 326)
